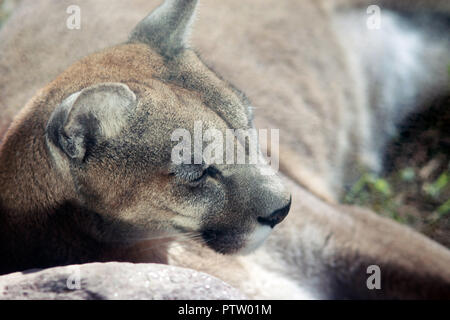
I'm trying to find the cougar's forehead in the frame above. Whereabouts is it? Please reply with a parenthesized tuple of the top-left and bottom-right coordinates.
(133, 79, 231, 133)
(157, 49, 254, 130)
(52, 42, 252, 133)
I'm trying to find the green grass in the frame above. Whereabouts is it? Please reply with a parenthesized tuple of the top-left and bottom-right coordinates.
(344, 168, 450, 224)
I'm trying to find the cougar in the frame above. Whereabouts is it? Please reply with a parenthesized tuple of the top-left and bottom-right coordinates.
(0, 0, 449, 299)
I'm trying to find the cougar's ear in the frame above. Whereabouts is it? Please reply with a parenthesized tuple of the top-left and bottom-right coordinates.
(46, 83, 137, 161)
(129, 0, 198, 57)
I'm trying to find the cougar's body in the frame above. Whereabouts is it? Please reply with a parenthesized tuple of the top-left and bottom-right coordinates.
(0, 0, 449, 299)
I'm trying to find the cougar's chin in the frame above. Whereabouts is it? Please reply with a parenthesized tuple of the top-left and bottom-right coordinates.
(201, 225, 272, 255)
(239, 225, 272, 255)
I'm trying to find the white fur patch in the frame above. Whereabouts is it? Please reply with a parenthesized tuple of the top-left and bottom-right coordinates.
(237, 252, 318, 300)
(239, 225, 272, 255)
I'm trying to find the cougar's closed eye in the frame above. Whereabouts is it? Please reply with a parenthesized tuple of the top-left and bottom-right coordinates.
(169, 164, 221, 186)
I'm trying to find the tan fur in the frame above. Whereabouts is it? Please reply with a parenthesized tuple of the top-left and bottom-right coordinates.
(1, 0, 450, 299)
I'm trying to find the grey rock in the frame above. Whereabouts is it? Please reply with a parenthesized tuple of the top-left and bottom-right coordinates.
(0, 262, 247, 300)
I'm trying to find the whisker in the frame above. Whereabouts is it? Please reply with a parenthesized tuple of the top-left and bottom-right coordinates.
(107, 230, 201, 243)
(136, 231, 204, 253)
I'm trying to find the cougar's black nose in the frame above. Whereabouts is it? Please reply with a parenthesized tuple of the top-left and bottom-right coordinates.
(257, 197, 291, 228)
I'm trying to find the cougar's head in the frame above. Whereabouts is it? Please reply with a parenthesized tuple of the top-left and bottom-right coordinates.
(45, 0, 291, 254)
